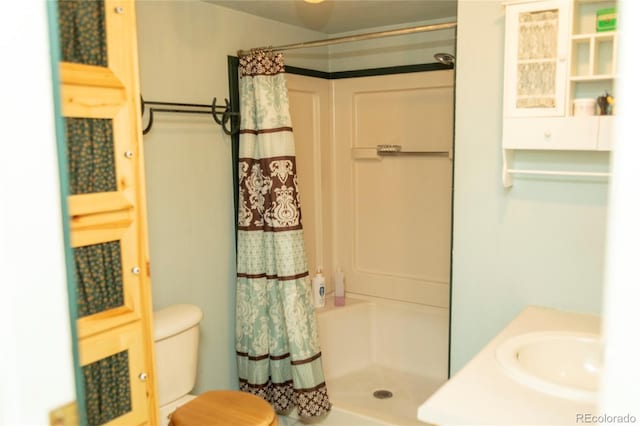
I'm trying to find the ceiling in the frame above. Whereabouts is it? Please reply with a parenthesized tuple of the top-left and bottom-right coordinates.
(205, 0, 457, 34)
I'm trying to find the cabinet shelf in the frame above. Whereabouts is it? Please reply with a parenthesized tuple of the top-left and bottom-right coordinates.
(570, 32, 616, 78)
(572, 31, 616, 40)
(569, 74, 616, 81)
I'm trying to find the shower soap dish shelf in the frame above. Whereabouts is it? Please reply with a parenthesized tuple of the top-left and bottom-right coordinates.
(350, 145, 451, 160)
(377, 144, 403, 153)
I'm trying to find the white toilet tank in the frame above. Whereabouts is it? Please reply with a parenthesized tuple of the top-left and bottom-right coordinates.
(153, 304, 203, 407)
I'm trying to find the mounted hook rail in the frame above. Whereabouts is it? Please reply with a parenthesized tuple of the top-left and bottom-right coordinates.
(141, 96, 240, 135)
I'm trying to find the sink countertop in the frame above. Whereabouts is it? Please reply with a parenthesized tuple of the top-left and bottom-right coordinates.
(418, 306, 600, 425)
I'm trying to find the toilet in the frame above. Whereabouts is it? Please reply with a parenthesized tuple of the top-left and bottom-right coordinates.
(154, 304, 278, 426)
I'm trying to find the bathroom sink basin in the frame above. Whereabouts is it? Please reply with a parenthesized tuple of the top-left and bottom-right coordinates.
(495, 331, 602, 402)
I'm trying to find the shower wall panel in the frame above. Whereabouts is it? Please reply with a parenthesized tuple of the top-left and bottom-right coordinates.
(333, 71, 454, 307)
(286, 71, 453, 307)
(285, 74, 334, 291)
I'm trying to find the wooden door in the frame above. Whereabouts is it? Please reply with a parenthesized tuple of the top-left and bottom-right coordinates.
(57, 1, 157, 424)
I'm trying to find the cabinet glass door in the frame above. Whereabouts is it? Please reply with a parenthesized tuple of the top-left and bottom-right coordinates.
(504, 0, 570, 117)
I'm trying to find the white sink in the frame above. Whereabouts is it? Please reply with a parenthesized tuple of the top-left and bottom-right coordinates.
(495, 331, 602, 402)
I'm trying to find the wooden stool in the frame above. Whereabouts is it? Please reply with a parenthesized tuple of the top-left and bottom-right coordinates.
(168, 390, 278, 426)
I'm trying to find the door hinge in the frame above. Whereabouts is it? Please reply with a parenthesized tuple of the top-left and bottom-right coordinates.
(49, 401, 78, 426)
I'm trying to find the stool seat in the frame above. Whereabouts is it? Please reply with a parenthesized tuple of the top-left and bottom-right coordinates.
(168, 390, 278, 426)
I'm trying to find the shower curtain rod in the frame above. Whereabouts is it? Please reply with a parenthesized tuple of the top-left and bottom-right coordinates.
(237, 21, 457, 57)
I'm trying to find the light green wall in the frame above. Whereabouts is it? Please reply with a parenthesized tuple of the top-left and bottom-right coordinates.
(450, 1, 609, 374)
(136, 1, 329, 393)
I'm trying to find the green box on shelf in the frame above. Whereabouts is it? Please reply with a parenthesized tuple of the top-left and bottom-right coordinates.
(596, 7, 617, 32)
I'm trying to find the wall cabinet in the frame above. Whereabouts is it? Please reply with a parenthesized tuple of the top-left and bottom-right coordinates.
(502, 0, 617, 187)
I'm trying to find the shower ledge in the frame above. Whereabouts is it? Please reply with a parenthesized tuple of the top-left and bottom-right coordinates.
(417, 306, 600, 426)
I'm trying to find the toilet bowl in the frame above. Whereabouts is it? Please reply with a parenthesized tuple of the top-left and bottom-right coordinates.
(154, 304, 277, 426)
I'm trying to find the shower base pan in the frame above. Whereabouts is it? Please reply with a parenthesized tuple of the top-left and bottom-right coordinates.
(327, 364, 444, 425)
(281, 365, 444, 426)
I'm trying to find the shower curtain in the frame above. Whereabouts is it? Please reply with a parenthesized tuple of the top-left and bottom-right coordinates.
(235, 51, 331, 419)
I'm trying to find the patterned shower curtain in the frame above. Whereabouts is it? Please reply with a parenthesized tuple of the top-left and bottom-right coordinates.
(235, 52, 331, 420)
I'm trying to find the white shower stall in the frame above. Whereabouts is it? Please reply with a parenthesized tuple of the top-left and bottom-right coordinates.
(286, 69, 454, 425)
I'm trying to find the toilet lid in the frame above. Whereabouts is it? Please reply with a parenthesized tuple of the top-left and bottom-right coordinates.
(168, 390, 277, 426)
